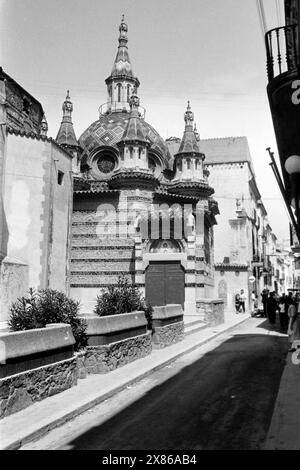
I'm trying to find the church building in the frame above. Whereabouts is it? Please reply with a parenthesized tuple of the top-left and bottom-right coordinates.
(55, 16, 220, 316)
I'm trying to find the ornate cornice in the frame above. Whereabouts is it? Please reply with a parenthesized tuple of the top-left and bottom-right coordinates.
(109, 168, 159, 189)
(168, 180, 214, 198)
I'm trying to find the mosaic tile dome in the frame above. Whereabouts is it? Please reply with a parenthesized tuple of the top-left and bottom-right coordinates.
(79, 112, 171, 166)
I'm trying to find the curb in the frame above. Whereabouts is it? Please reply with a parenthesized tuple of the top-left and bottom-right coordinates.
(2, 315, 249, 450)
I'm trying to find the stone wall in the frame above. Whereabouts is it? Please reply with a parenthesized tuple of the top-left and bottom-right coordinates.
(196, 299, 224, 326)
(0, 356, 77, 419)
(151, 304, 185, 348)
(81, 332, 152, 374)
(152, 321, 184, 349)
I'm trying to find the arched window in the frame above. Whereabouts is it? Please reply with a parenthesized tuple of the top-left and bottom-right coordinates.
(187, 159, 191, 170)
(117, 83, 121, 102)
(127, 84, 131, 102)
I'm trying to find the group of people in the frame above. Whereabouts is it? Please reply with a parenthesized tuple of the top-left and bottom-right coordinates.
(260, 289, 300, 352)
(234, 288, 300, 352)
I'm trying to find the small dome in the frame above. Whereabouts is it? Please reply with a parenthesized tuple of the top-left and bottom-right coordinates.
(79, 112, 171, 166)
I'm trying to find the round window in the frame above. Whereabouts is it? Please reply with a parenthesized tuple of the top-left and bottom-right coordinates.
(97, 154, 116, 174)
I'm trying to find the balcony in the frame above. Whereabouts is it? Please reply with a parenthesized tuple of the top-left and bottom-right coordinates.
(265, 24, 298, 82)
(264, 23, 300, 243)
(98, 101, 146, 119)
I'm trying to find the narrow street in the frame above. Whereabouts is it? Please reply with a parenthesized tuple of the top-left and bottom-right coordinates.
(21, 317, 288, 451)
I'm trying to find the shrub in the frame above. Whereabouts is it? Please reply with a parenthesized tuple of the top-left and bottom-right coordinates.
(9, 288, 88, 351)
(94, 276, 153, 329)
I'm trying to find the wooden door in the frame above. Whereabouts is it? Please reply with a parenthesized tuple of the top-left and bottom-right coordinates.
(145, 261, 185, 308)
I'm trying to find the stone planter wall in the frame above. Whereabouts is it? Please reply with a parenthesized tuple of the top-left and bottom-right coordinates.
(152, 304, 184, 349)
(196, 299, 225, 326)
(0, 324, 77, 418)
(79, 311, 152, 374)
(83, 332, 152, 374)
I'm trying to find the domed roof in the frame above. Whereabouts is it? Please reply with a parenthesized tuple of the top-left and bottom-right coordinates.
(79, 112, 172, 166)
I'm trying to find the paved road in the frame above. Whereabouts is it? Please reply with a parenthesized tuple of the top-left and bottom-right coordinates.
(22, 318, 288, 450)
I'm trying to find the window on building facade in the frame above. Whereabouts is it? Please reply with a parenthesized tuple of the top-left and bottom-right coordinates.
(204, 220, 211, 265)
(97, 154, 116, 173)
(117, 83, 121, 102)
(57, 170, 64, 185)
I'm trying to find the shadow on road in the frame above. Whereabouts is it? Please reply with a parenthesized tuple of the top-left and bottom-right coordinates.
(251, 317, 289, 335)
(61, 331, 288, 451)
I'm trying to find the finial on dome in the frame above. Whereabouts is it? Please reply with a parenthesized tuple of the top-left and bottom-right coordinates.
(40, 113, 48, 136)
(184, 100, 194, 126)
(63, 89, 73, 113)
(119, 13, 128, 44)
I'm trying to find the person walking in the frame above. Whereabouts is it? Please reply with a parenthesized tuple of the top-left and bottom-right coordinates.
(235, 292, 241, 314)
(261, 289, 268, 318)
(251, 291, 256, 314)
(266, 291, 278, 325)
(239, 289, 247, 313)
(287, 299, 300, 352)
(278, 294, 288, 330)
(251, 294, 259, 317)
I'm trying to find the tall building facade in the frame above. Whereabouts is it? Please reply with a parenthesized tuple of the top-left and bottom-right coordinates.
(0, 69, 73, 325)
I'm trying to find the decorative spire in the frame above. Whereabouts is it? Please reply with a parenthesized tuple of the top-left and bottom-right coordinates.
(184, 101, 194, 127)
(118, 92, 148, 144)
(118, 14, 128, 46)
(104, 17, 140, 111)
(62, 90, 73, 121)
(111, 15, 133, 77)
(56, 90, 79, 148)
(176, 101, 201, 154)
(40, 113, 48, 137)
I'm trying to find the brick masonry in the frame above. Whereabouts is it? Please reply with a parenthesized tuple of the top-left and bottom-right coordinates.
(152, 321, 184, 349)
(0, 356, 77, 419)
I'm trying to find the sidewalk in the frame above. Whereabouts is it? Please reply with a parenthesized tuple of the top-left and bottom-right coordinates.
(0, 314, 248, 450)
(264, 348, 300, 450)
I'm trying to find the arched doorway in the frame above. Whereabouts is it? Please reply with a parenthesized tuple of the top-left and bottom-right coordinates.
(145, 240, 185, 308)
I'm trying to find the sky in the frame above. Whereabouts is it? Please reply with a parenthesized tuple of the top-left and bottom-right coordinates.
(0, 0, 291, 245)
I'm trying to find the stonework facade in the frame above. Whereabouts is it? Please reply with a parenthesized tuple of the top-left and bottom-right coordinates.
(0, 356, 77, 419)
(152, 322, 185, 349)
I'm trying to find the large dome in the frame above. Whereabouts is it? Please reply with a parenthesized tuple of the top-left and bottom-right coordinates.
(79, 112, 171, 167)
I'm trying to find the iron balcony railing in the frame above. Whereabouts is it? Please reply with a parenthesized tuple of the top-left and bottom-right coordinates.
(98, 101, 146, 119)
(265, 24, 298, 82)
